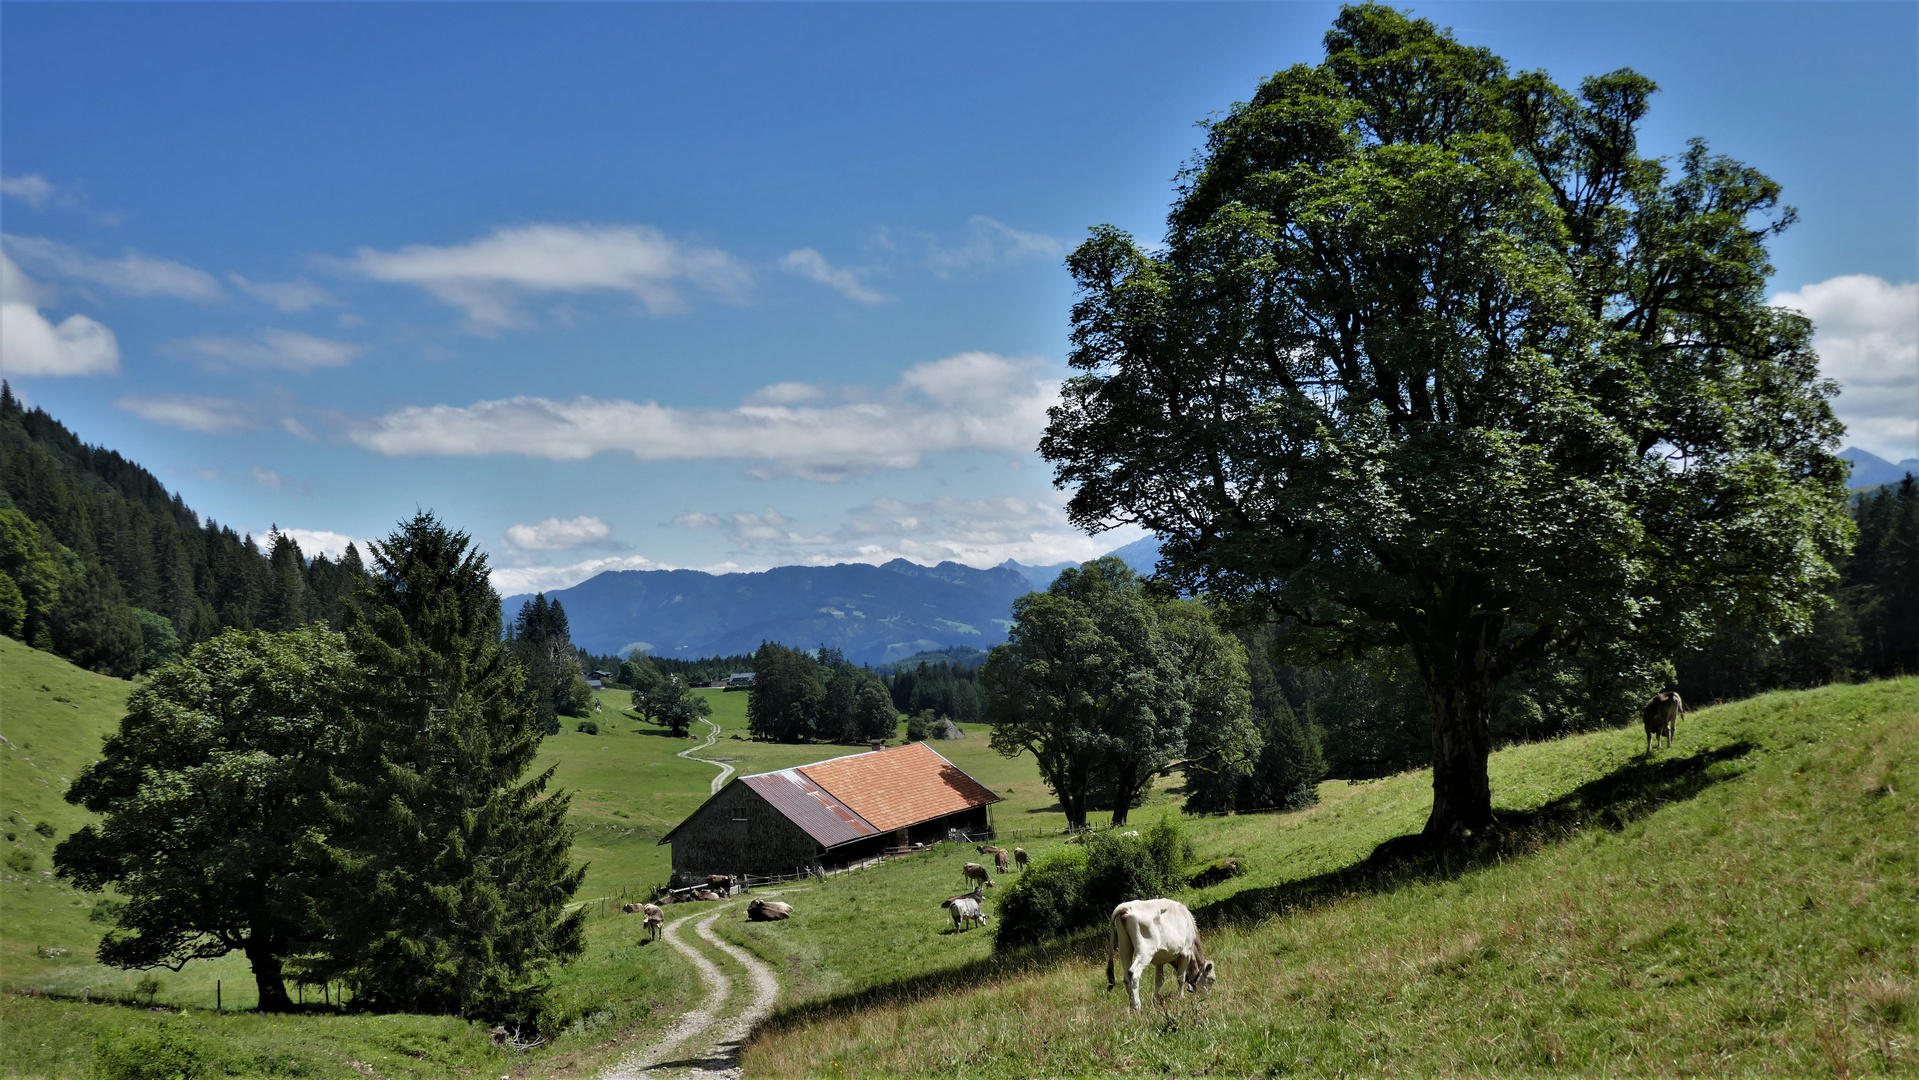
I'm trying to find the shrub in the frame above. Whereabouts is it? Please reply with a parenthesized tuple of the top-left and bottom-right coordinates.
(5, 848, 34, 873)
(91, 1016, 211, 1080)
(576, 720, 599, 735)
(33, 820, 55, 838)
(994, 818, 1189, 950)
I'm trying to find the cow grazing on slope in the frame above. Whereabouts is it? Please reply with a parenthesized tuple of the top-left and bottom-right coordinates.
(1107, 899, 1216, 1011)
(1013, 847, 1029, 871)
(747, 899, 792, 922)
(1643, 690, 1684, 752)
(641, 904, 664, 941)
(943, 894, 987, 931)
(960, 862, 995, 889)
(992, 848, 1010, 872)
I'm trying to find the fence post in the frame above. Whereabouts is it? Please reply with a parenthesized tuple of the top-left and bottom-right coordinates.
(215, 980, 220, 1012)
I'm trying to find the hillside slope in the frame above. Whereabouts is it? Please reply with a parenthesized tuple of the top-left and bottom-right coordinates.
(741, 679, 1918, 1077)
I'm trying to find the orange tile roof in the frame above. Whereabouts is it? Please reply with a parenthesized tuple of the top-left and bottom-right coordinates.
(798, 741, 999, 834)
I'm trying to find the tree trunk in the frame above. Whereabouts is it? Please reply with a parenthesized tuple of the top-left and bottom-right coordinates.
(1109, 760, 1139, 826)
(244, 938, 294, 1013)
(1420, 671, 1497, 842)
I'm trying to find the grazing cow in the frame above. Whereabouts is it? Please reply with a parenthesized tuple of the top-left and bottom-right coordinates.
(641, 904, 664, 941)
(692, 889, 722, 902)
(943, 895, 987, 931)
(1643, 690, 1684, 752)
(992, 849, 1010, 873)
(960, 862, 995, 889)
(1013, 847, 1029, 872)
(747, 899, 793, 922)
(1106, 899, 1216, 1011)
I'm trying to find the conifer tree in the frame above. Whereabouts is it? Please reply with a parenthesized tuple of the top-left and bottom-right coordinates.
(323, 512, 584, 1020)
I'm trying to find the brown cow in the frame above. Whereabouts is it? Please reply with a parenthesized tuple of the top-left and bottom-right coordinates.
(976, 844, 1005, 856)
(960, 862, 994, 889)
(692, 889, 723, 902)
(705, 874, 735, 894)
(621, 902, 645, 914)
(992, 849, 1010, 873)
(1013, 847, 1029, 872)
(641, 903, 664, 941)
(1643, 690, 1683, 752)
(747, 898, 793, 921)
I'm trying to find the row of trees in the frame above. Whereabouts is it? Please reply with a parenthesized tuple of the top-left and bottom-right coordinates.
(506, 593, 594, 734)
(884, 660, 986, 726)
(745, 641, 898, 745)
(54, 514, 583, 1023)
(1, 385, 365, 675)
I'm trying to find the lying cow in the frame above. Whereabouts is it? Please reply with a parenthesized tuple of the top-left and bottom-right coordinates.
(1107, 898, 1216, 1010)
(691, 889, 723, 902)
(747, 898, 792, 922)
(621, 902, 645, 914)
(1643, 690, 1683, 752)
(1013, 847, 1029, 871)
(704, 874, 735, 894)
(960, 862, 994, 889)
(943, 893, 987, 931)
(976, 844, 1005, 856)
(641, 903, 664, 941)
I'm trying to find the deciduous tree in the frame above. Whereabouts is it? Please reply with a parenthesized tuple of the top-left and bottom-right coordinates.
(1041, 5, 1850, 840)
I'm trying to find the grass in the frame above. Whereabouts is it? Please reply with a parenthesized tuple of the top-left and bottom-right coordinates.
(740, 679, 1919, 1077)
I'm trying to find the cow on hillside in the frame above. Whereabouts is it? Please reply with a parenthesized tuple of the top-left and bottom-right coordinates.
(641, 903, 664, 941)
(1643, 690, 1684, 752)
(960, 862, 994, 889)
(1013, 847, 1029, 872)
(1107, 899, 1216, 1011)
(747, 899, 793, 921)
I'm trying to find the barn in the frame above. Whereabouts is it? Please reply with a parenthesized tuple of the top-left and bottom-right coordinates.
(659, 741, 1000, 881)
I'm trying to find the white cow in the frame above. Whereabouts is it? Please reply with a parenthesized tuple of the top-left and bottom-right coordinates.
(1106, 899, 1216, 1010)
(946, 895, 987, 931)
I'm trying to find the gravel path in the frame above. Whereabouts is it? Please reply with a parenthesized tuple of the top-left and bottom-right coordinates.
(677, 719, 735, 795)
(597, 901, 781, 1080)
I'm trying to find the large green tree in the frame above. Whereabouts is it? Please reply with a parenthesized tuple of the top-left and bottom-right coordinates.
(55, 627, 354, 1012)
(984, 559, 1257, 827)
(323, 512, 584, 1019)
(1041, 6, 1849, 841)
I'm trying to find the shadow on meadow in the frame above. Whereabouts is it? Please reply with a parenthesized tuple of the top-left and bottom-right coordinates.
(755, 739, 1756, 1035)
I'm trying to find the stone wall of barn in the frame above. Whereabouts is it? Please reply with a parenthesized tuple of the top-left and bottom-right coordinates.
(667, 783, 824, 880)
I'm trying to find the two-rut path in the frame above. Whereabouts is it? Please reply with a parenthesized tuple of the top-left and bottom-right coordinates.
(598, 898, 782, 1080)
(678, 719, 735, 795)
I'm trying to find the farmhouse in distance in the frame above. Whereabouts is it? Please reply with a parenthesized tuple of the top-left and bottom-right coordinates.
(660, 741, 1000, 880)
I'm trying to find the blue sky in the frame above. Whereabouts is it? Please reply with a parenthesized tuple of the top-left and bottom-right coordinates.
(5, 2, 1914, 593)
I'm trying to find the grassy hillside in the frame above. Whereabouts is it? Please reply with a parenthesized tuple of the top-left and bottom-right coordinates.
(740, 679, 1918, 1077)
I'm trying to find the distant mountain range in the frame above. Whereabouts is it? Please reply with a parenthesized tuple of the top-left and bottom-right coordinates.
(505, 538, 1162, 666)
(1840, 447, 1919, 489)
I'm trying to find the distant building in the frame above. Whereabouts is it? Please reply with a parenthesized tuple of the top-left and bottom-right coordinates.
(586, 678, 603, 690)
(658, 741, 999, 880)
(726, 672, 755, 687)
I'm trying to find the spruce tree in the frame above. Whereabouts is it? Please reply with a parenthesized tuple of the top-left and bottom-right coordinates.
(324, 512, 584, 1020)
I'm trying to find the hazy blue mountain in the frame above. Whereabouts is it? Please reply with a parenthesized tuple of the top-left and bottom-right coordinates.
(501, 561, 1033, 666)
(1840, 447, 1919, 489)
(996, 558, 1078, 590)
(1102, 535, 1162, 576)
(875, 645, 990, 674)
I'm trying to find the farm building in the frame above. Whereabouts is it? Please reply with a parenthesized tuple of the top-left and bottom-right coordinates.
(659, 741, 1000, 881)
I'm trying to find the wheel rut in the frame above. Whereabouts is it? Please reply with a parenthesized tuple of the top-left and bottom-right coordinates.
(597, 899, 781, 1080)
(677, 719, 734, 794)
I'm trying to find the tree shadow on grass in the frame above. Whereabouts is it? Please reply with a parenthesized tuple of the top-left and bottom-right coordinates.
(1197, 740, 1756, 929)
(754, 741, 1754, 1035)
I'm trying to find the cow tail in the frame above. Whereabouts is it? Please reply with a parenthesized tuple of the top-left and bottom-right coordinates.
(1106, 918, 1116, 990)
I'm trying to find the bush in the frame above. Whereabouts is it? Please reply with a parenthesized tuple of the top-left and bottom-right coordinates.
(576, 720, 599, 735)
(91, 1016, 212, 1080)
(5, 848, 34, 873)
(994, 818, 1189, 950)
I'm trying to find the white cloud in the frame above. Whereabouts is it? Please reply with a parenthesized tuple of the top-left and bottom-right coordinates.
(339, 223, 750, 332)
(780, 248, 885, 303)
(116, 394, 262, 434)
(505, 515, 617, 551)
(1773, 274, 1919, 460)
(3, 235, 223, 301)
(270, 528, 369, 561)
(743, 381, 826, 406)
(673, 512, 727, 530)
(251, 466, 292, 491)
(491, 554, 674, 596)
(926, 216, 1061, 277)
(168, 328, 361, 373)
(229, 274, 335, 312)
(0, 175, 58, 208)
(0, 251, 119, 377)
(347, 351, 1057, 480)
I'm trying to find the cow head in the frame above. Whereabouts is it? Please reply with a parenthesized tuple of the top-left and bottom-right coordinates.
(1187, 959, 1217, 994)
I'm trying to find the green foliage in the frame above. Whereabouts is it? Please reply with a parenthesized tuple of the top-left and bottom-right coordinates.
(32, 819, 55, 838)
(92, 1015, 209, 1080)
(127, 607, 181, 672)
(576, 720, 599, 735)
(1041, 4, 1851, 838)
(6, 847, 34, 873)
(325, 512, 585, 1022)
(885, 660, 984, 724)
(47, 567, 143, 678)
(54, 625, 355, 1012)
(508, 593, 592, 735)
(985, 559, 1256, 827)
(0, 505, 64, 644)
(993, 819, 1188, 949)
(905, 708, 933, 742)
(744, 642, 888, 743)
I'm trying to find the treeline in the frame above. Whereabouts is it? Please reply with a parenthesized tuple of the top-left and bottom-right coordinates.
(745, 641, 897, 744)
(884, 660, 985, 725)
(0, 384, 364, 676)
(56, 514, 581, 1026)
(505, 593, 594, 734)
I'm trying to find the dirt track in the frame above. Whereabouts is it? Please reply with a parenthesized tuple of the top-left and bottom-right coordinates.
(597, 900, 780, 1080)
